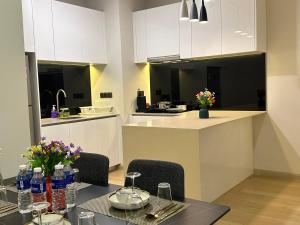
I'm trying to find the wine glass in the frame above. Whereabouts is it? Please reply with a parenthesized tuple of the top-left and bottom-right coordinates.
(125, 172, 141, 193)
(32, 201, 50, 225)
(73, 168, 80, 187)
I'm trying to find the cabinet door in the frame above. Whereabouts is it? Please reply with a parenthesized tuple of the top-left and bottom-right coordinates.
(41, 124, 70, 144)
(68, 122, 87, 152)
(32, 0, 55, 60)
(133, 10, 147, 63)
(192, 0, 221, 57)
(221, 0, 255, 54)
(146, 3, 180, 58)
(21, 0, 35, 52)
(52, 1, 84, 63)
(98, 117, 121, 167)
(82, 10, 107, 64)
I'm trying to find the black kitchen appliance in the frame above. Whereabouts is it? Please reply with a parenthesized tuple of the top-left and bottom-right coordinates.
(136, 89, 146, 112)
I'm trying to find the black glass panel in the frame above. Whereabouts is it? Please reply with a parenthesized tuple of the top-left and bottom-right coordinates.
(38, 64, 91, 118)
(150, 53, 266, 111)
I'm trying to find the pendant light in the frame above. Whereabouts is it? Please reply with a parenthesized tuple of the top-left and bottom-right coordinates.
(180, 0, 189, 21)
(199, 0, 208, 23)
(190, 0, 198, 22)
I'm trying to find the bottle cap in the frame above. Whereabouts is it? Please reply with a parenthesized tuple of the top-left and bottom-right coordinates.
(19, 165, 27, 170)
(55, 164, 64, 170)
(34, 167, 42, 173)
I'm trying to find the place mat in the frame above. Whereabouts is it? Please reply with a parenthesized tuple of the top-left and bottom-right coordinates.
(5, 182, 91, 193)
(78, 193, 189, 225)
(0, 200, 18, 218)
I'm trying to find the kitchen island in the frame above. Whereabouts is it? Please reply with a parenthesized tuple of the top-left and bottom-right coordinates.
(123, 110, 265, 202)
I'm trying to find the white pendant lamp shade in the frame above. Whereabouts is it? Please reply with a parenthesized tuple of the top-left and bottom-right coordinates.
(180, 0, 189, 21)
(190, 0, 198, 22)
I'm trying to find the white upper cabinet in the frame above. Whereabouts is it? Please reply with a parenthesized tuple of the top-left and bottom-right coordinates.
(52, 1, 84, 63)
(52, 1, 107, 64)
(82, 10, 107, 64)
(221, 0, 266, 54)
(21, 0, 35, 52)
(133, 0, 266, 62)
(32, 0, 55, 61)
(191, 0, 222, 57)
(133, 10, 147, 63)
(146, 3, 180, 59)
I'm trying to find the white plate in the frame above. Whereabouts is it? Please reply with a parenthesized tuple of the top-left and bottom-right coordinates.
(109, 189, 150, 210)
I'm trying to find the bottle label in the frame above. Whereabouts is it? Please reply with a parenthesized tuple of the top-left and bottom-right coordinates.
(52, 179, 66, 189)
(31, 182, 46, 193)
(17, 179, 31, 190)
(65, 174, 74, 185)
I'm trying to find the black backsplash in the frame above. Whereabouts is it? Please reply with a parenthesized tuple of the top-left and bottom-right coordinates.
(150, 53, 266, 111)
(38, 64, 92, 118)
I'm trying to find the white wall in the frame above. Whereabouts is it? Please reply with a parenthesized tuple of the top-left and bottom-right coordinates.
(89, 0, 150, 122)
(254, 0, 300, 174)
(0, 0, 31, 178)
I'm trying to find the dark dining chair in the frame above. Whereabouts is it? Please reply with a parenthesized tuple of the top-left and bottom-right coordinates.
(125, 159, 185, 202)
(73, 152, 109, 186)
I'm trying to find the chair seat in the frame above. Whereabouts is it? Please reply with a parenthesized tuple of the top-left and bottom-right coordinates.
(125, 159, 185, 202)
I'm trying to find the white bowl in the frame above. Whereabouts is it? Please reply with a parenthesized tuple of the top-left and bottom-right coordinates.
(109, 188, 150, 210)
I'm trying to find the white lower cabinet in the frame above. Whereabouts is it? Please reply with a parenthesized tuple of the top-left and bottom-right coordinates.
(41, 117, 121, 167)
(41, 123, 70, 144)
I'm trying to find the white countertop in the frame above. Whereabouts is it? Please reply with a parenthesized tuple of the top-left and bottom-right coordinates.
(131, 112, 182, 116)
(124, 110, 266, 130)
(41, 113, 119, 127)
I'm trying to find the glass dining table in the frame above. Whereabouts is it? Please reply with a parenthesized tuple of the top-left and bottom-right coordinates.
(0, 182, 230, 225)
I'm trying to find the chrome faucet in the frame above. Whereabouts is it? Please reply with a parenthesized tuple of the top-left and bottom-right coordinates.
(56, 89, 67, 114)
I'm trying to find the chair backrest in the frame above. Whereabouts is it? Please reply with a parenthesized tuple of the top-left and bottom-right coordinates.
(73, 152, 109, 186)
(125, 159, 185, 202)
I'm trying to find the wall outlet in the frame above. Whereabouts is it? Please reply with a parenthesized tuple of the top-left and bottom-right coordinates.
(100, 92, 113, 98)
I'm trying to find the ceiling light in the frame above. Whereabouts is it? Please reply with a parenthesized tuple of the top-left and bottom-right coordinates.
(180, 0, 189, 21)
(235, 30, 242, 34)
(240, 32, 248, 36)
(199, 0, 208, 23)
(190, 0, 198, 22)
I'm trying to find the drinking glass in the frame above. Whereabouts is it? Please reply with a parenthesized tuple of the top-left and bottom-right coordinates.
(157, 183, 172, 202)
(0, 186, 7, 202)
(32, 202, 50, 225)
(125, 172, 141, 193)
(78, 211, 96, 225)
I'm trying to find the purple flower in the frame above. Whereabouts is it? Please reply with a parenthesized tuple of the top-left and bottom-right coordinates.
(73, 146, 83, 156)
(41, 136, 46, 141)
(70, 143, 75, 148)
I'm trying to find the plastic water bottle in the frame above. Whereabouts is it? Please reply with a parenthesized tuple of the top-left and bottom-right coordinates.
(31, 167, 46, 203)
(64, 165, 76, 208)
(52, 164, 66, 214)
(16, 165, 32, 214)
(26, 165, 33, 182)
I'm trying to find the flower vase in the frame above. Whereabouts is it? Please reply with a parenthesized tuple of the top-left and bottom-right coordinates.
(46, 176, 52, 211)
(199, 107, 209, 119)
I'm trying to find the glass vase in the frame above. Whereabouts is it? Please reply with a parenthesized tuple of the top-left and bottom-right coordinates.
(46, 176, 52, 211)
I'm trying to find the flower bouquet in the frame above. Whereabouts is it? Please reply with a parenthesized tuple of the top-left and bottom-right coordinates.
(196, 89, 216, 118)
(23, 137, 82, 206)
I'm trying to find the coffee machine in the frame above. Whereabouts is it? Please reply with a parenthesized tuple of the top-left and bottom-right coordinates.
(136, 89, 146, 112)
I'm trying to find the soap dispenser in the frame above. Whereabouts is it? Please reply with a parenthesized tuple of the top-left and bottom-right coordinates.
(51, 105, 58, 118)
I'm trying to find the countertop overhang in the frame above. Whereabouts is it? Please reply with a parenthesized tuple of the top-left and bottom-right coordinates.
(41, 113, 119, 127)
(124, 110, 266, 130)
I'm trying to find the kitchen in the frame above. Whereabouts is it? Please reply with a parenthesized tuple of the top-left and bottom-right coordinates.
(1, 0, 300, 224)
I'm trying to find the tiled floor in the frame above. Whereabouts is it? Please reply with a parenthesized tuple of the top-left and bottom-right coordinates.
(109, 168, 300, 225)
